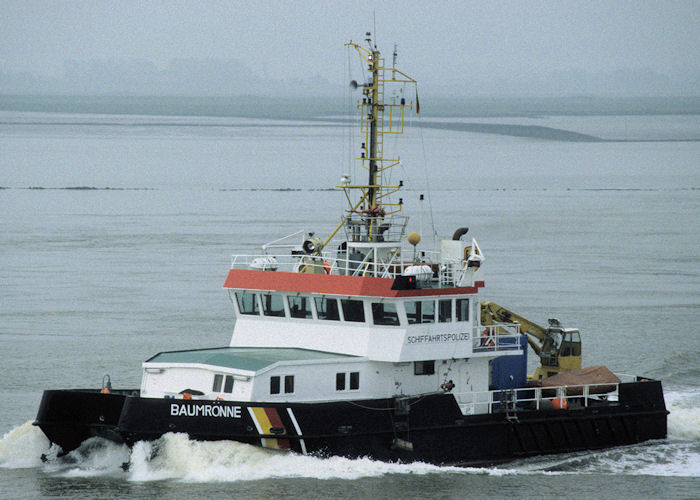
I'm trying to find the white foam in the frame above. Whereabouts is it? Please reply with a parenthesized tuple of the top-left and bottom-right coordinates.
(594, 442, 700, 477)
(666, 389, 700, 441)
(127, 432, 464, 482)
(633, 443, 700, 477)
(0, 421, 50, 469)
(49, 438, 132, 478)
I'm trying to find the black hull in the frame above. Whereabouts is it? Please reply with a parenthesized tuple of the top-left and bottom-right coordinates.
(34, 389, 138, 454)
(35, 380, 668, 465)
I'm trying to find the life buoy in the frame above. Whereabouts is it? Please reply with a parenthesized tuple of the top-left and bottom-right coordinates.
(323, 261, 331, 274)
(182, 392, 192, 400)
(480, 329, 495, 347)
(553, 397, 568, 410)
(100, 387, 110, 394)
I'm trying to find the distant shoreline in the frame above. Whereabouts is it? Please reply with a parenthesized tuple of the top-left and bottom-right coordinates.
(1, 94, 699, 120)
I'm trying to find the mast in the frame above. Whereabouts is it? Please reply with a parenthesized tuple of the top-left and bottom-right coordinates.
(304, 34, 418, 260)
(367, 44, 379, 209)
(344, 34, 417, 226)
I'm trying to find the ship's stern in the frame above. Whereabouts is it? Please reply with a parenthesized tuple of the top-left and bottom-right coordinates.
(34, 389, 134, 454)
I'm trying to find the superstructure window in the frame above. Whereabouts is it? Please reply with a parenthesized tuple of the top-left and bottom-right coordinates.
(349, 371, 360, 390)
(405, 300, 435, 324)
(236, 291, 260, 315)
(341, 299, 365, 322)
(271, 375, 295, 394)
(336, 372, 346, 391)
(288, 295, 312, 319)
(212, 374, 223, 392)
(223, 375, 234, 393)
(284, 375, 294, 393)
(336, 371, 360, 391)
(414, 361, 435, 375)
(372, 302, 399, 326)
(270, 376, 280, 394)
(315, 297, 340, 320)
(456, 298, 469, 321)
(262, 293, 285, 317)
(438, 299, 453, 322)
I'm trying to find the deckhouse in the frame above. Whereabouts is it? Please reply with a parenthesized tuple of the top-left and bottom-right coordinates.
(140, 226, 525, 415)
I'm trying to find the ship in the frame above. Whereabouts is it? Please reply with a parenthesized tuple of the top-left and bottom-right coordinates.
(35, 33, 668, 466)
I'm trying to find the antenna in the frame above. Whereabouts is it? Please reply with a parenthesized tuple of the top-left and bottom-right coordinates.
(373, 11, 377, 48)
(419, 194, 424, 245)
(393, 43, 398, 80)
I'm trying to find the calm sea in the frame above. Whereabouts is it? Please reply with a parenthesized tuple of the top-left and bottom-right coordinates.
(0, 97, 698, 498)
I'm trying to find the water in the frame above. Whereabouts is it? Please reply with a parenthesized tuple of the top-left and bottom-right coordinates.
(0, 100, 699, 498)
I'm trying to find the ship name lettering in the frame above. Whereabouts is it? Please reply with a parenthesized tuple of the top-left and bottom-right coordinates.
(406, 332, 471, 344)
(170, 403, 242, 418)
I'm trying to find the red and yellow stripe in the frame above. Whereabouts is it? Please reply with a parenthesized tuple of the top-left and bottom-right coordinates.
(248, 407, 290, 450)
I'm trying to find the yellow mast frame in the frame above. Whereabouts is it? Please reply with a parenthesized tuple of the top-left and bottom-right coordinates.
(312, 36, 417, 254)
(344, 40, 416, 212)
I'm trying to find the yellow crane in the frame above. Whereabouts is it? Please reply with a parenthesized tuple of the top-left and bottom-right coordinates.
(480, 301, 582, 380)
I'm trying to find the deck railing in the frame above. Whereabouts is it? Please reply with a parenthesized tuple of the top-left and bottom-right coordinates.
(231, 252, 408, 278)
(453, 374, 637, 416)
(343, 215, 409, 243)
(472, 323, 522, 352)
(232, 252, 433, 282)
(231, 249, 481, 287)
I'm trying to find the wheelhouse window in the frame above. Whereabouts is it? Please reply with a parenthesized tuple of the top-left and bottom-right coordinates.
(315, 296, 340, 320)
(288, 295, 312, 319)
(414, 361, 435, 375)
(405, 300, 435, 324)
(456, 298, 469, 321)
(236, 291, 260, 315)
(372, 302, 399, 326)
(438, 299, 453, 322)
(341, 299, 365, 323)
(262, 293, 285, 317)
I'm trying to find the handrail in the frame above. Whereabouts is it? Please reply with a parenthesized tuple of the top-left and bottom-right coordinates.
(451, 378, 634, 416)
(230, 249, 481, 288)
(472, 324, 521, 352)
(232, 252, 448, 283)
(231, 252, 408, 278)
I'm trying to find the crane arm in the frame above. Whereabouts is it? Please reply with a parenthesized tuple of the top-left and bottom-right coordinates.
(480, 301, 582, 379)
(480, 301, 550, 353)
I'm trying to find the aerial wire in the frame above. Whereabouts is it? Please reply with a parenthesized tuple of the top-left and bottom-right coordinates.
(415, 83, 438, 245)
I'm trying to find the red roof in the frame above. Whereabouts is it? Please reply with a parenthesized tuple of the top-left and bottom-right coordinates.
(223, 269, 484, 297)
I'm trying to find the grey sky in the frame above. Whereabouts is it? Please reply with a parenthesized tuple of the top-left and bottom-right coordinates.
(2, 0, 698, 95)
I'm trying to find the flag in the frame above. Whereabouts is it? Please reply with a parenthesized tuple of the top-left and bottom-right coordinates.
(415, 89, 420, 114)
